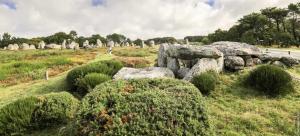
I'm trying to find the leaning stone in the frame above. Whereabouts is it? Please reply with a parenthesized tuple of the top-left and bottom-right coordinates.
(183, 58, 220, 81)
(113, 67, 175, 80)
(19, 43, 30, 50)
(167, 57, 180, 74)
(38, 41, 46, 49)
(224, 56, 245, 71)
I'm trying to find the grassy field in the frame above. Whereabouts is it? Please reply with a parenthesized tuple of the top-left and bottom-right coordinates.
(0, 47, 299, 135)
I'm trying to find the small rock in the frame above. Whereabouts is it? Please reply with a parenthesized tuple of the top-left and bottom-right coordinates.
(272, 61, 287, 68)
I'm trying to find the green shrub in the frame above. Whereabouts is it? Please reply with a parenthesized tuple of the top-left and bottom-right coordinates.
(191, 71, 218, 95)
(76, 73, 111, 94)
(76, 79, 213, 135)
(0, 97, 39, 135)
(245, 65, 293, 96)
(0, 92, 79, 135)
(32, 92, 79, 129)
(66, 60, 123, 92)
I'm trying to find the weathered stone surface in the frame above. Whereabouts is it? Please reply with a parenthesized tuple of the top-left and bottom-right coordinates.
(19, 43, 30, 50)
(177, 68, 190, 79)
(167, 57, 180, 74)
(253, 58, 262, 65)
(113, 67, 175, 80)
(45, 44, 61, 49)
(149, 40, 155, 47)
(208, 41, 261, 57)
(107, 41, 114, 47)
(7, 44, 19, 50)
(96, 39, 102, 48)
(280, 56, 299, 67)
(242, 56, 254, 67)
(166, 44, 223, 60)
(272, 61, 287, 68)
(216, 54, 224, 71)
(67, 41, 79, 49)
(29, 45, 36, 50)
(183, 58, 220, 81)
(157, 44, 170, 67)
(224, 56, 245, 70)
(38, 41, 46, 49)
(259, 54, 281, 62)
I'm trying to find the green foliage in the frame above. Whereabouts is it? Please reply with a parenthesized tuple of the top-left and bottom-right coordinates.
(0, 97, 39, 135)
(114, 48, 151, 57)
(106, 33, 127, 43)
(76, 73, 111, 94)
(66, 60, 123, 95)
(146, 37, 177, 44)
(205, 3, 300, 46)
(245, 65, 293, 96)
(32, 92, 79, 129)
(76, 78, 213, 135)
(191, 71, 218, 95)
(0, 92, 79, 135)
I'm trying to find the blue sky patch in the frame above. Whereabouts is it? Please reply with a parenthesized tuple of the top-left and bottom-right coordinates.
(205, 0, 215, 7)
(0, 0, 16, 10)
(92, 0, 105, 6)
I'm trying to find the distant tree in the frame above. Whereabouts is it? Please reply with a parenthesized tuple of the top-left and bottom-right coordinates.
(288, 3, 300, 41)
(133, 39, 143, 46)
(147, 37, 177, 44)
(106, 33, 127, 43)
(184, 36, 205, 42)
(69, 30, 78, 40)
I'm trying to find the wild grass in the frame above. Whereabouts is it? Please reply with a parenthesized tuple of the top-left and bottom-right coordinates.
(0, 49, 99, 86)
(113, 47, 157, 57)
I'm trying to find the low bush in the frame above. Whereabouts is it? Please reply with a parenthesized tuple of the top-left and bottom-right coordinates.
(191, 71, 218, 95)
(0, 92, 79, 135)
(66, 60, 123, 92)
(76, 73, 111, 94)
(245, 65, 293, 96)
(76, 79, 213, 135)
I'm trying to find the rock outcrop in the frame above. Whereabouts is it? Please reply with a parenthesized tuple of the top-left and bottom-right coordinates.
(113, 67, 175, 80)
(259, 54, 300, 67)
(158, 44, 224, 80)
(38, 41, 45, 49)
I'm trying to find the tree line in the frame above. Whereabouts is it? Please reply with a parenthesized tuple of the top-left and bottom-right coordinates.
(185, 2, 300, 47)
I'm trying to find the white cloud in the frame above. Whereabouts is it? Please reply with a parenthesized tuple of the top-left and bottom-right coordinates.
(0, 0, 298, 39)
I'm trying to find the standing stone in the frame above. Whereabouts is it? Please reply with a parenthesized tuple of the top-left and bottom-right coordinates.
(61, 40, 67, 49)
(185, 39, 189, 45)
(67, 41, 78, 49)
(149, 40, 155, 47)
(107, 41, 114, 47)
(83, 40, 89, 48)
(29, 45, 36, 50)
(19, 43, 30, 50)
(167, 57, 180, 74)
(157, 44, 170, 67)
(7, 44, 19, 50)
(38, 41, 46, 49)
(141, 40, 145, 48)
(96, 39, 102, 48)
(183, 58, 219, 81)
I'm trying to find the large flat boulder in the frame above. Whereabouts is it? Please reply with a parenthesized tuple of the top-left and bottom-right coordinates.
(208, 41, 262, 57)
(113, 67, 175, 80)
(166, 44, 223, 60)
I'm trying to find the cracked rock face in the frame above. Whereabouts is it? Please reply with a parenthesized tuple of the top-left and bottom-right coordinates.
(224, 56, 245, 71)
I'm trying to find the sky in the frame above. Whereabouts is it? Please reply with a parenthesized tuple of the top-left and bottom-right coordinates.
(0, 0, 298, 39)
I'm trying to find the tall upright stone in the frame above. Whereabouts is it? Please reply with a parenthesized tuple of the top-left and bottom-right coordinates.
(107, 41, 114, 47)
(83, 40, 89, 48)
(141, 40, 145, 48)
(185, 39, 189, 45)
(149, 40, 155, 47)
(61, 40, 67, 49)
(96, 39, 102, 48)
(38, 41, 46, 49)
